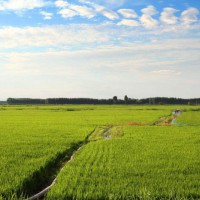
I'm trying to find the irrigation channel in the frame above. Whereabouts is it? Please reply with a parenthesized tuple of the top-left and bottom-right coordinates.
(27, 146, 83, 200)
(26, 111, 180, 200)
(26, 126, 114, 200)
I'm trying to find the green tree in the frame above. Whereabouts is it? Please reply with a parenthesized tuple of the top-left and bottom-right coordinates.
(113, 96, 118, 104)
(124, 95, 128, 104)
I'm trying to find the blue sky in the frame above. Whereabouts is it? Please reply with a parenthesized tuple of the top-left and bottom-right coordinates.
(0, 0, 200, 100)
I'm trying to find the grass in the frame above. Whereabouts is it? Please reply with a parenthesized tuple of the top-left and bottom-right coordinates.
(175, 110, 200, 126)
(0, 105, 199, 199)
(47, 126, 200, 200)
(0, 108, 93, 198)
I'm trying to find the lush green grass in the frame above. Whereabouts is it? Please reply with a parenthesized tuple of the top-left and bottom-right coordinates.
(176, 110, 200, 126)
(0, 105, 171, 198)
(0, 105, 199, 199)
(47, 126, 200, 200)
(0, 108, 93, 198)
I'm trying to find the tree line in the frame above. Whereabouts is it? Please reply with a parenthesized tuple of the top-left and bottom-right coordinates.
(6, 97, 200, 105)
(0, 101, 6, 105)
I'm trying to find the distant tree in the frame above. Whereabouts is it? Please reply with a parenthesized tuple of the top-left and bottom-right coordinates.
(113, 96, 118, 104)
(124, 95, 128, 104)
(6, 97, 200, 105)
(7, 98, 45, 104)
(7, 98, 13, 104)
(45, 99, 49, 104)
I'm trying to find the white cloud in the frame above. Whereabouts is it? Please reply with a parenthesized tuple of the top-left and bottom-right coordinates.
(1, 38, 199, 99)
(55, 0, 68, 8)
(100, 9, 119, 20)
(181, 7, 199, 25)
(117, 9, 138, 18)
(0, 23, 200, 50)
(117, 19, 139, 27)
(140, 5, 158, 29)
(151, 69, 180, 76)
(2, 38, 200, 70)
(94, 4, 119, 20)
(140, 14, 158, 29)
(40, 11, 53, 20)
(81, 2, 119, 20)
(69, 5, 96, 19)
(0, 0, 46, 11)
(0, 5, 4, 10)
(141, 5, 157, 15)
(80, 0, 125, 9)
(55, 1, 97, 19)
(0, 25, 112, 49)
(58, 8, 77, 18)
(160, 7, 178, 25)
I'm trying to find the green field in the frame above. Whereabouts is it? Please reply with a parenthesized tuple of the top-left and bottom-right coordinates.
(47, 126, 200, 200)
(0, 105, 200, 199)
(175, 110, 200, 126)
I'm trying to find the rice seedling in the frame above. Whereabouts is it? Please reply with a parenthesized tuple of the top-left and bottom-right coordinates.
(47, 126, 200, 200)
(0, 105, 199, 199)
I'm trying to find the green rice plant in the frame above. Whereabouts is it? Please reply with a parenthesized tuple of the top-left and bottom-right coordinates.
(0, 105, 171, 198)
(175, 111, 200, 126)
(0, 107, 93, 198)
(47, 126, 200, 200)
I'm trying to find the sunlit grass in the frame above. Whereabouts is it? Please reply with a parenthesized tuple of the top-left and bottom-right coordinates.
(47, 126, 200, 199)
(0, 105, 170, 198)
(176, 111, 200, 126)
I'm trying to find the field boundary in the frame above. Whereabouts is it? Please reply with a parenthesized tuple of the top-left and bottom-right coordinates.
(26, 125, 123, 200)
(27, 146, 84, 200)
(12, 110, 186, 199)
(22, 127, 97, 200)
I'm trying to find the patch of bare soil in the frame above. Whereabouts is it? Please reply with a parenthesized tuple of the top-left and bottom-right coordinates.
(118, 122, 145, 126)
(158, 117, 174, 126)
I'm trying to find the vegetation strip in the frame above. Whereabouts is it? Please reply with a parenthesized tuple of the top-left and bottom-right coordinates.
(46, 126, 200, 200)
(24, 110, 200, 199)
(23, 143, 82, 200)
(27, 147, 83, 200)
(26, 126, 115, 200)
(24, 128, 95, 200)
(150, 110, 181, 126)
(1, 105, 170, 199)
(174, 110, 200, 126)
(1, 105, 199, 199)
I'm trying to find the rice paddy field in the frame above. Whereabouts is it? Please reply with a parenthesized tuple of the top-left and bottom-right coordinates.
(0, 105, 200, 199)
(175, 110, 200, 126)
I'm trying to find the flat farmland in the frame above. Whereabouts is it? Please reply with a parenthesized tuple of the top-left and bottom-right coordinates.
(47, 126, 200, 199)
(175, 110, 200, 126)
(0, 105, 199, 199)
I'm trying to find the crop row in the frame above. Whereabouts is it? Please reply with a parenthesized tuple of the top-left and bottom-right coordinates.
(0, 105, 172, 198)
(176, 111, 200, 126)
(47, 126, 200, 199)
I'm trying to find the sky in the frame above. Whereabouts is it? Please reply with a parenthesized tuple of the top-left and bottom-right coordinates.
(0, 0, 200, 100)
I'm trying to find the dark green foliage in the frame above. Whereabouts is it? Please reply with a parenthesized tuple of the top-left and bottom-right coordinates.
(7, 97, 200, 105)
(7, 98, 46, 104)
(124, 95, 129, 104)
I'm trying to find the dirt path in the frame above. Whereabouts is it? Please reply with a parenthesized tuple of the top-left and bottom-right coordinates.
(151, 110, 182, 126)
(102, 127, 112, 140)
